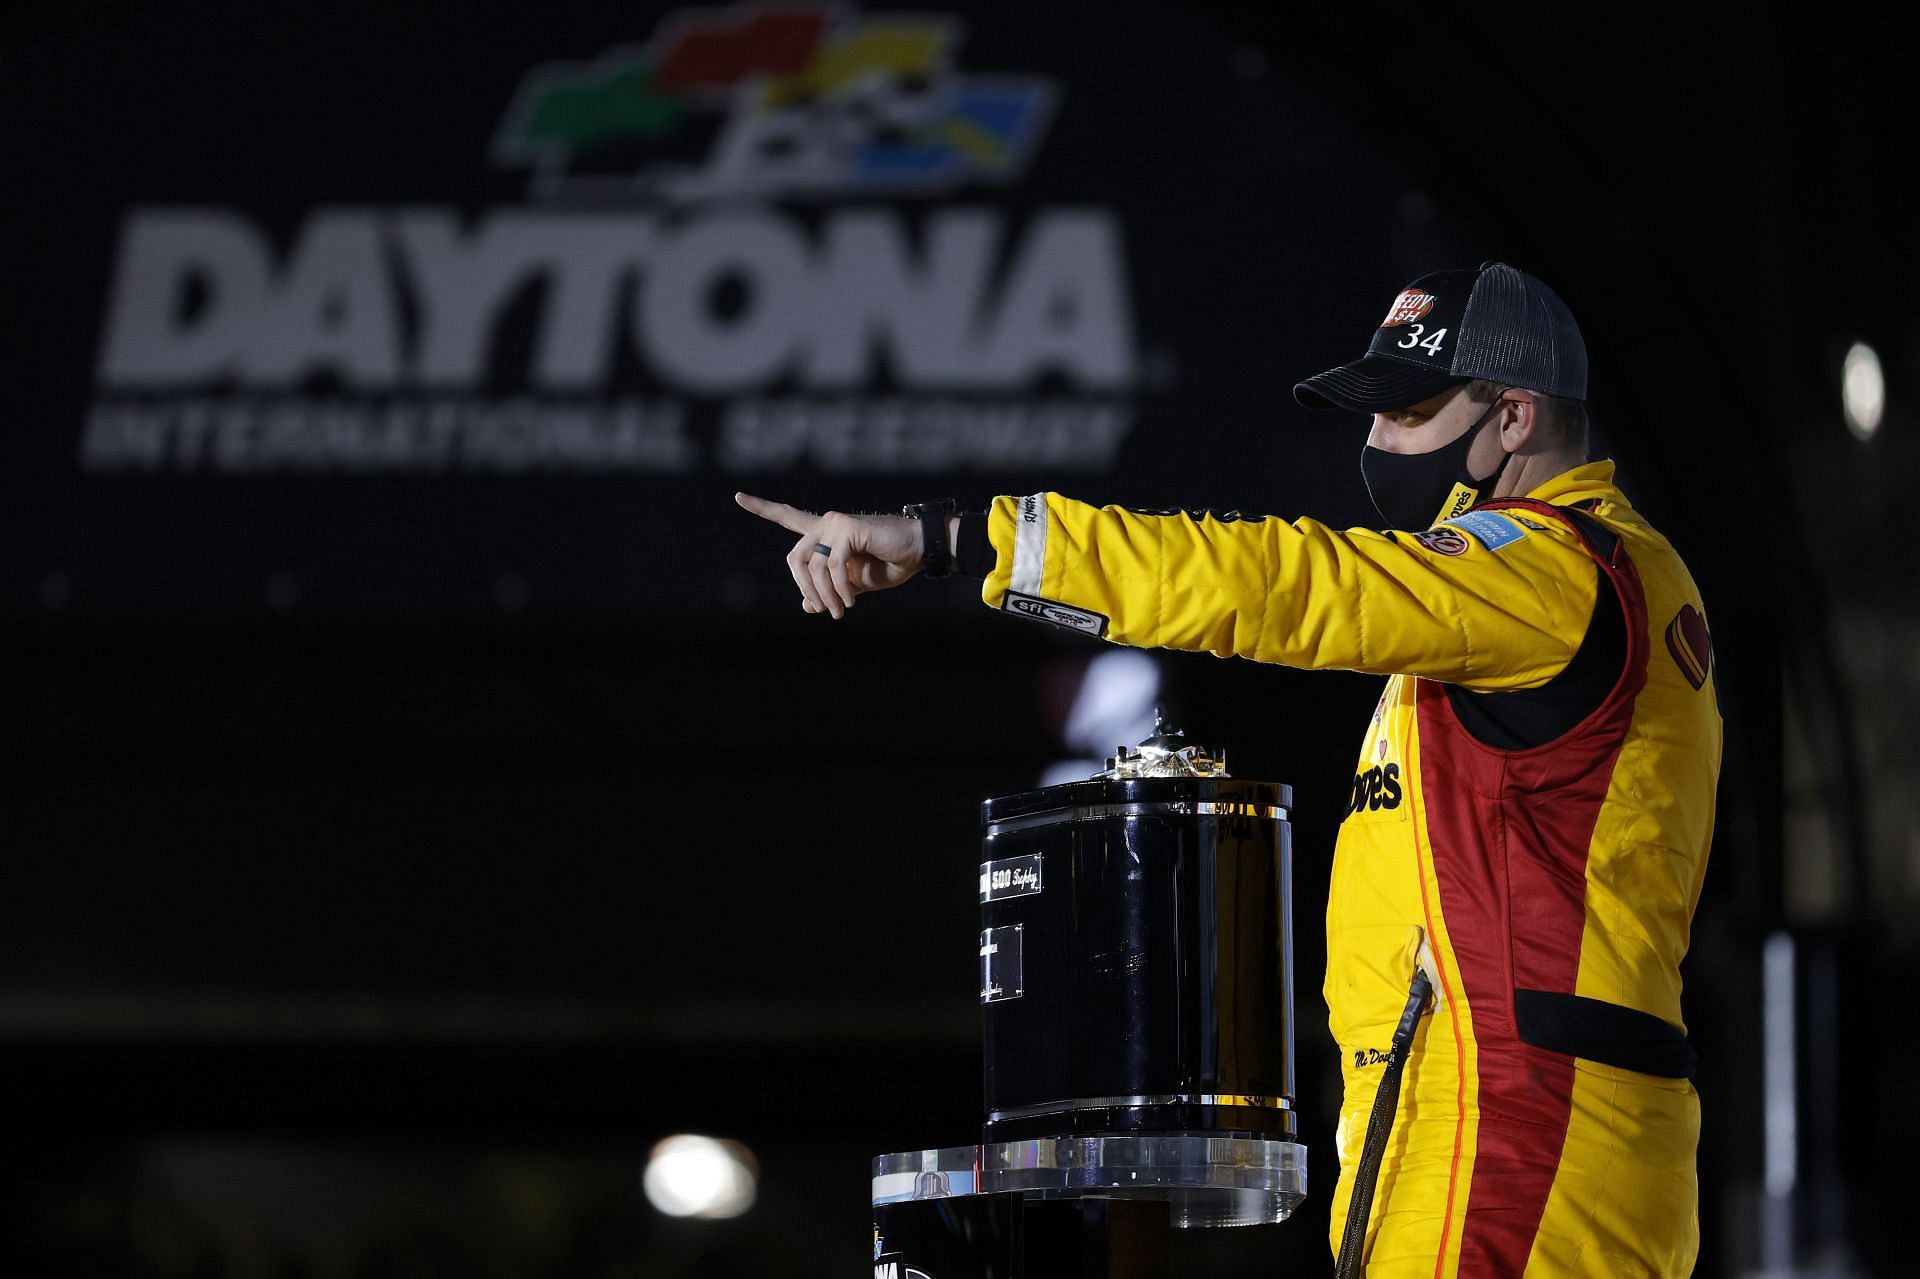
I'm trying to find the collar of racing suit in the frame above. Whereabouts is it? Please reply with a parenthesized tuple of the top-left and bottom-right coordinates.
(1514, 459, 1620, 511)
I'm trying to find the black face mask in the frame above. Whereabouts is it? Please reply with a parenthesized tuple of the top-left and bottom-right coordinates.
(1360, 395, 1509, 530)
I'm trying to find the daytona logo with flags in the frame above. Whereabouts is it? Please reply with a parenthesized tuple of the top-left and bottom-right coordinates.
(83, 2, 1138, 479)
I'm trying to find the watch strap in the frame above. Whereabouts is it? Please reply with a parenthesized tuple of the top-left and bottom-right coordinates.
(904, 498, 958, 578)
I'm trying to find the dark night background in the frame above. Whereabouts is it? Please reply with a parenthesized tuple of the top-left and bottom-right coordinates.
(1, 2, 1912, 1275)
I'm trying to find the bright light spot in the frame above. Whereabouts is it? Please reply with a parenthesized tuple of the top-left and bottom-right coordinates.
(643, 1134, 758, 1219)
(1842, 341, 1884, 440)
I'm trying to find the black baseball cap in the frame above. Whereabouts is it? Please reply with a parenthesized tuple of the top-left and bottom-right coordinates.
(1294, 262, 1588, 413)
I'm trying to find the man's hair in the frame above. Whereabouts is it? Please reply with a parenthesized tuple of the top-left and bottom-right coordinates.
(1464, 379, 1589, 454)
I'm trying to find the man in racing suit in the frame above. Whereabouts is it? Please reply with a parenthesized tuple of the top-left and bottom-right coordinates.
(738, 263, 1720, 1277)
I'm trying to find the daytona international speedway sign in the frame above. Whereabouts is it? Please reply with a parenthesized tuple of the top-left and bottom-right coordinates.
(3, 0, 1464, 612)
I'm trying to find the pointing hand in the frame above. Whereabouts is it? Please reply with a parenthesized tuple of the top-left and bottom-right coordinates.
(734, 492, 924, 619)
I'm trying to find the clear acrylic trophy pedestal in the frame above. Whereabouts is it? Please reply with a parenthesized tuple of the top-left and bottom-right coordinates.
(871, 1134, 1307, 1276)
(874, 1134, 1306, 1227)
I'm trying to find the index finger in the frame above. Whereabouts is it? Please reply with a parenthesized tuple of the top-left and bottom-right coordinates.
(734, 491, 817, 535)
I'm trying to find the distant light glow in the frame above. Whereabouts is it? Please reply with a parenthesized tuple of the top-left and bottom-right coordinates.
(1762, 932, 1797, 1198)
(1061, 650, 1161, 754)
(1044, 650, 1162, 786)
(1039, 759, 1106, 787)
(1842, 342, 1884, 440)
(643, 1134, 758, 1219)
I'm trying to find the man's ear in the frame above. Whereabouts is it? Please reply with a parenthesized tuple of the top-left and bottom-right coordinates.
(1500, 391, 1538, 452)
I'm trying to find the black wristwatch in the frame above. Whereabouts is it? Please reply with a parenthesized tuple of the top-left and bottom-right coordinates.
(903, 498, 958, 578)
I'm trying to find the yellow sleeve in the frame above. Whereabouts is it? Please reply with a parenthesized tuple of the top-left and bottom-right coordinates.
(980, 493, 1599, 691)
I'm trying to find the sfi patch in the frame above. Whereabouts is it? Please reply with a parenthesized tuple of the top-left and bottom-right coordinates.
(1004, 590, 1109, 638)
(1411, 526, 1470, 556)
(1444, 510, 1528, 551)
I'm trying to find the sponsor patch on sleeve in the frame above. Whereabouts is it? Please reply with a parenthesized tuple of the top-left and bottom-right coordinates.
(1003, 590, 1109, 638)
(1665, 603, 1713, 690)
(1411, 526, 1470, 556)
(1443, 510, 1528, 551)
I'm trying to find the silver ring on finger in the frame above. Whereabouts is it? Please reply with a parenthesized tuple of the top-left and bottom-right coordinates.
(812, 542, 832, 556)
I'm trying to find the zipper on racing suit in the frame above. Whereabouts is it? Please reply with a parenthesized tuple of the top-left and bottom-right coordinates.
(1333, 960, 1436, 1279)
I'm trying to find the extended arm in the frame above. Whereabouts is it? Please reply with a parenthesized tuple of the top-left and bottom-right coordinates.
(977, 494, 1599, 691)
(734, 490, 1598, 691)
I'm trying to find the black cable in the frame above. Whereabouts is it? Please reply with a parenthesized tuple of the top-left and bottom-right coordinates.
(1333, 970, 1434, 1279)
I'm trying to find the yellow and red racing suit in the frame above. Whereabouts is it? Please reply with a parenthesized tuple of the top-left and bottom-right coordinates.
(973, 461, 1721, 1277)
